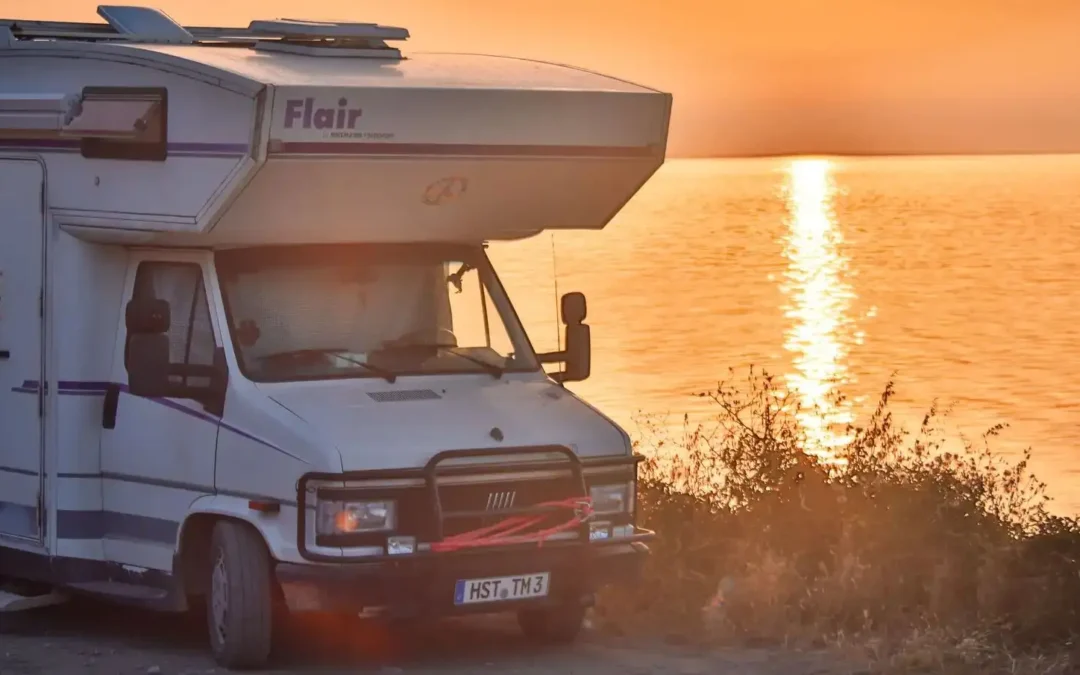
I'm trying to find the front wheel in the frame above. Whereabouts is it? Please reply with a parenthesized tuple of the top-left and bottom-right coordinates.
(207, 521, 274, 670)
(517, 603, 586, 645)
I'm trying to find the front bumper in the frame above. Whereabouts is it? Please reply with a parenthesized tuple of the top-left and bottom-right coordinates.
(275, 536, 650, 617)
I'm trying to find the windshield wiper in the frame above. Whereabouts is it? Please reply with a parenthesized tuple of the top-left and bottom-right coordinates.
(258, 348, 399, 382)
(328, 351, 399, 383)
(442, 347, 505, 379)
(382, 343, 505, 379)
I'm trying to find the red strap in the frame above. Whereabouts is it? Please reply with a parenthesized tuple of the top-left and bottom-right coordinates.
(429, 497, 592, 553)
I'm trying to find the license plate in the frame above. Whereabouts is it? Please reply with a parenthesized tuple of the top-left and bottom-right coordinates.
(453, 572, 550, 605)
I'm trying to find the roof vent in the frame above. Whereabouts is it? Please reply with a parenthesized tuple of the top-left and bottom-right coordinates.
(96, 5, 194, 44)
(247, 19, 408, 59)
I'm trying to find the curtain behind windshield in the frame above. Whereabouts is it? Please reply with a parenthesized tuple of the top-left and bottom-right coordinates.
(227, 262, 451, 362)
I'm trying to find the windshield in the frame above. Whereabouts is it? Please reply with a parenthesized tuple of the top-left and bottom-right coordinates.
(215, 244, 539, 383)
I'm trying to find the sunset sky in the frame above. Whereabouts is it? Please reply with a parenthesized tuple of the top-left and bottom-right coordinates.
(13, 1, 1080, 156)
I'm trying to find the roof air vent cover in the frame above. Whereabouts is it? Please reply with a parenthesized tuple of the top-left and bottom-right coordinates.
(96, 5, 194, 44)
(247, 19, 408, 59)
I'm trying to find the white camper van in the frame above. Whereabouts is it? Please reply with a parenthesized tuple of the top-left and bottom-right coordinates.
(0, 6, 671, 669)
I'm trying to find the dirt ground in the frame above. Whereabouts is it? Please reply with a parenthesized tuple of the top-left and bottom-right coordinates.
(0, 598, 862, 675)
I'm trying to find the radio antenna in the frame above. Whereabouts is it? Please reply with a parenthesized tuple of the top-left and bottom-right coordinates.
(551, 232, 562, 352)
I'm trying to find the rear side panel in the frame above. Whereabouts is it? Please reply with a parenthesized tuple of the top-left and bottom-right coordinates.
(0, 157, 46, 547)
(48, 234, 129, 564)
(0, 52, 259, 237)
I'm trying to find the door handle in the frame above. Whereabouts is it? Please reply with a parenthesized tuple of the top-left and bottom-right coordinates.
(0, 350, 9, 360)
(102, 383, 120, 430)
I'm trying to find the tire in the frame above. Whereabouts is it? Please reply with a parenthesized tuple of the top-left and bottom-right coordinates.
(517, 603, 586, 645)
(207, 520, 274, 670)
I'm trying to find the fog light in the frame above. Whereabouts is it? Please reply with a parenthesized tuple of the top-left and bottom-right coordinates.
(612, 525, 635, 538)
(589, 521, 611, 541)
(387, 536, 417, 555)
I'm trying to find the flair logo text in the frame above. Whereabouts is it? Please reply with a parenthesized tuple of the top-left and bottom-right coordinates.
(283, 97, 363, 130)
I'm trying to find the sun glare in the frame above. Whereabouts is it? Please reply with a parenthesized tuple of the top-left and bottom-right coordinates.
(780, 159, 855, 460)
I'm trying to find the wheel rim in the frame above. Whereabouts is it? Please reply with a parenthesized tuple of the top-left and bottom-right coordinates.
(211, 551, 229, 645)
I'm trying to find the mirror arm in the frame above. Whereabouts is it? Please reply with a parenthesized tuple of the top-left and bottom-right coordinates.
(537, 350, 568, 364)
(537, 350, 571, 385)
(200, 389, 226, 417)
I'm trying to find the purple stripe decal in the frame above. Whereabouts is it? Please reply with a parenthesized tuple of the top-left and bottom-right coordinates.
(0, 138, 79, 150)
(11, 380, 297, 460)
(270, 141, 659, 158)
(16, 380, 111, 393)
(2, 138, 656, 159)
(0, 139, 249, 157)
(169, 142, 249, 154)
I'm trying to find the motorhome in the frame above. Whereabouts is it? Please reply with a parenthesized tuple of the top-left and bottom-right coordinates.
(0, 6, 671, 668)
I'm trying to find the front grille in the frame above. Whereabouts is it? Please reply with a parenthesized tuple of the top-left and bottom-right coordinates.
(321, 474, 586, 546)
(438, 475, 584, 537)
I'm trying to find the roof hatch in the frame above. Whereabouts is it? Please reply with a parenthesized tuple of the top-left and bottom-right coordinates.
(96, 5, 194, 44)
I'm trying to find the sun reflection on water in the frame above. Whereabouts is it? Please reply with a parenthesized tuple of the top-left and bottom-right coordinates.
(780, 159, 856, 460)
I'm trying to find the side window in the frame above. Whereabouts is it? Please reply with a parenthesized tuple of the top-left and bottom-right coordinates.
(446, 264, 515, 359)
(128, 262, 217, 386)
(75, 87, 168, 162)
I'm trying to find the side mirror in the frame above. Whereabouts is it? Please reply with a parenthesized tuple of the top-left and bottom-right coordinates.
(127, 333, 170, 397)
(125, 297, 171, 398)
(126, 297, 170, 335)
(538, 291, 592, 384)
(561, 292, 587, 325)
(562, 321, 591, 383)
(121, 298, 229, 415)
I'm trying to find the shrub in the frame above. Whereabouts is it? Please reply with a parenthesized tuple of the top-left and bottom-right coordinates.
(596, 368, 1080, 673)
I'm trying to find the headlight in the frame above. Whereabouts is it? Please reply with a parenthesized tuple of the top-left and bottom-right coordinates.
(589, 483, 633, 515)
(316, 499, 396, 535)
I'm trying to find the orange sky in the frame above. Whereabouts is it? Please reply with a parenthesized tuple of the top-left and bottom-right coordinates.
(13, 1, 1080, 156)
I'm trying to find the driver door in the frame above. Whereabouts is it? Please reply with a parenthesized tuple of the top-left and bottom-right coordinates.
(99, 254, 223, 571)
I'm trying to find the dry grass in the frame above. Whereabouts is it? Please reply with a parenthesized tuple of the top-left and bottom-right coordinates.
(596, 368, 1080, 674)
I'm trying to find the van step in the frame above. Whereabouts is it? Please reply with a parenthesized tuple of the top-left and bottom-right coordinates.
(0, 589, 69, 613)
(66, 580, 168, 601)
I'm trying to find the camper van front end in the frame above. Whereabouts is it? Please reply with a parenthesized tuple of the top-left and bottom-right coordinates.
(276, 448, 651, 622)
(202, 243, 654, 623)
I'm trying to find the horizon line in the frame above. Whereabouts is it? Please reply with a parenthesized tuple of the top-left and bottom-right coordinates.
(671, 150, 1080, 160)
